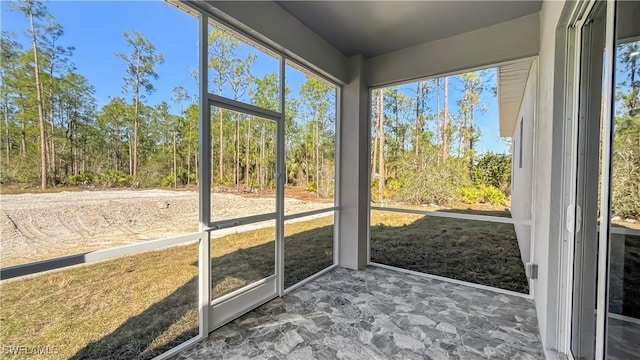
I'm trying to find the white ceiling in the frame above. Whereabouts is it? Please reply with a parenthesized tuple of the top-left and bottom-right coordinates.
(275, 1, 542, 58)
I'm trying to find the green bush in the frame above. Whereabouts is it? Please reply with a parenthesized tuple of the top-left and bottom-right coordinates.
(473, 152, 511, 192)
(398, 155, 471, 206)
(160, 173, 175, 188)
(460, 186, 481, 204)
(68, 172, 95, 185)
(97, 170, 132, 187)
(306, 181, 317, 192)
(479, 185, 507, 205)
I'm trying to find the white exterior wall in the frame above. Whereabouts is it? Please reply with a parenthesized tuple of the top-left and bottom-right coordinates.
(511, 61, 536, 265)
(531, 0, 566, 354)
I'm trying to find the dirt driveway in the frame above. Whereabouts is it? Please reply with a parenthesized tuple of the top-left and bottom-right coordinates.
(0, 189, 329, 267)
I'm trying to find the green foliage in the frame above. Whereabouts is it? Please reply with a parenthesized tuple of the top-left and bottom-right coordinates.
(97, 170, 132, 188)
(160, 173, 175, 188)
(68, 172, 95, 186)
(460, 187, 481, 204)
(472, 152, 512, 193)
(1, 13, 336, 198)
(459, 185, 506, 206)
(397, 151, 471, 206)
(611, 114, 640, 219)
(306, 181, 317, 193)
(478, 185, 507, 205)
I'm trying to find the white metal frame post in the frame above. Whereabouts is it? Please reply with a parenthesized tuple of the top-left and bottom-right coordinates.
(197, 11, 211, 339)
(594, 0, 616, 357)
(276, 56, 286, 296)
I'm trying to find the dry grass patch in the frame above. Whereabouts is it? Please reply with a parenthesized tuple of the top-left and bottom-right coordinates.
(0, 216, 335, 359)
(370, 209, 530, 293)
(0, 243, 199, 360)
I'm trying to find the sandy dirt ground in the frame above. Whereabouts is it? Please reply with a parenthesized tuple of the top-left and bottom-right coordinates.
(0, 189, 329, 267)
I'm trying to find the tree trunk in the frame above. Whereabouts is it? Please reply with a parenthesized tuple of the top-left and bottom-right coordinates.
(129, 134, 133, 176)
(443, 77, 449, 161)
(377, 89, 385, 204)
(415, 82, 422, 156)
(315, 116, 319, 198)
(20, 116, 26, 157)
(258, 125, 265, 191)
(260, 125, 265, 191)
(371, 123, 378, 180)
(245, 118, 250, 188)
(436, 78, 441, 149)
(49, 110, 55, 174)
(133, 89, 139, 179)
(3, 97, 10, 164)
(28, 6, 48, 189)
(218, 108, 224, 183)
(234, 116, 239, 188)
(187, 120, 192, 186)
(173, 131, 177, 188)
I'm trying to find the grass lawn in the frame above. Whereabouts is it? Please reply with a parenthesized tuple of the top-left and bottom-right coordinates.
(0, 216, 334, 360)
(370, 209, 530, 294)
(609, 230, 640, 318)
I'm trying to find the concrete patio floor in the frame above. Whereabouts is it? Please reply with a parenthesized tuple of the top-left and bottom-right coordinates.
(176, 266, 544, 359)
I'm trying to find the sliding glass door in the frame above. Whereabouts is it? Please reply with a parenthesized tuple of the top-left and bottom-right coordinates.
(570, 3, 607, 358)
(569, 1, 639, 359)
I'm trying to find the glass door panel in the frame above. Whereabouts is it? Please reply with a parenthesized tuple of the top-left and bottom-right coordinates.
(208, 103, 280, 330)
(209, 107, 277, 223)
(607, 1, 640, 358)
(571, 2, 607, 359)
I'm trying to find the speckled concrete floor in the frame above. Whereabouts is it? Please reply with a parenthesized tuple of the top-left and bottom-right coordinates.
(176, 266, 544, 359)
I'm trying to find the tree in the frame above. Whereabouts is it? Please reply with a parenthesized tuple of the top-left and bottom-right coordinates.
(0, 31, 22, 167)
(299, 77, 332, 197)
(115, 30, 164, 179)
(377, 89, 385, 203)
(443, 76, 449, 161)
(209, 28, 240, 184)
(251, 73, 279, 191)
(172, 85, 193, 186)
(13, 0, 48, 189)
(456, 72, 486, 171)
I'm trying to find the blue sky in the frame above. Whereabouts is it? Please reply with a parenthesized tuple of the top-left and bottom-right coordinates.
(1, 0, 506, 154)
(391, 69, 508, 155)
(1, 1, 202, 112)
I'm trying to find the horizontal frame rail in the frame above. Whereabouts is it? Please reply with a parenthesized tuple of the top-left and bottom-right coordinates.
(283, 207, 338, 221)
(211, 274, 277, 306)
(370, 206, 532, 226)
(208, 94, 281, 121)
(209, 212, 277, 230)
(0, 232, 202, 281)
(609, 226, 640, 236)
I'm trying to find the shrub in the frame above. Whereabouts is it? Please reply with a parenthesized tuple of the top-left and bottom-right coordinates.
(97, 170, 132, 188)
(160, 174, 175, 188)
(398, 157, 471, 206)
(306, 181, 317, 192)
(460, 187, 481, 204)
(473, 152, 512, 190)
(479, 185, 507, 205)
(68, 172, 95, 185)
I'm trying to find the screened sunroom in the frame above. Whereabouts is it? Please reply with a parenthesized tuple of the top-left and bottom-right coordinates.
(0, 1, 638, 360)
